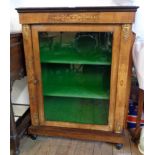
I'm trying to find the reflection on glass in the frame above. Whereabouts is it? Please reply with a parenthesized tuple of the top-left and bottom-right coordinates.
(41, 64, 110, 99)
(39, 32, 113, 125)
(39, 32, 113, 65)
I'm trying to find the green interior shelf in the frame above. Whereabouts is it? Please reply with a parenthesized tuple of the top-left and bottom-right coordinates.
(41, 64, 110, 99)
(40, 47, 111, 65)
(39, 32, 112, 65)
(43, 82, 109, 99)
(44, 96, 109, 125)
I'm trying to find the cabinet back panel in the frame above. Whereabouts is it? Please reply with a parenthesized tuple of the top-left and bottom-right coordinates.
(44, 96, 109, 125)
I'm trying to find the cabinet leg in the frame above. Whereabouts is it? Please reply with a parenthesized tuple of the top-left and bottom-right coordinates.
(13, 148, 20, 155)
(30, 134, 37, 140)
(10, 101, 20, 155)
(115, 143, 123, 150)
(11, 137, 20, 155)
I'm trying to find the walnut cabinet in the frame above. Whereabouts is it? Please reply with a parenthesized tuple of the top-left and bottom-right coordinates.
(16, 6, 138, 145)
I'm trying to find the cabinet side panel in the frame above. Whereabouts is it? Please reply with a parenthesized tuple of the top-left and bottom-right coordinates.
(22, 25, 39, 126)
(31, 27, 45, 124)
(124, 33, 135, 128)
(114, 24, 133, 133)
(108, 26, 121, 131)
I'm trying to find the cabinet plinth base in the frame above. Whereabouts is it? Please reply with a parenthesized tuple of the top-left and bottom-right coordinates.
(28, 125, 125, 144)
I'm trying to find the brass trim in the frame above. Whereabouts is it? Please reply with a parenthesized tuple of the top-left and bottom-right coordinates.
(33, 112, 39, 125)
(122, 24, 130, 40)
(22, 25, 29, 39)
(115, 122, 122, 133)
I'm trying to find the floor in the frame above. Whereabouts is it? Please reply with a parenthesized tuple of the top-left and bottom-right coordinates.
(12, 130, 142, 155)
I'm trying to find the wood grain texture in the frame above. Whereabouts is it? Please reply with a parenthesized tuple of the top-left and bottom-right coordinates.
(30, 24, 126, 132)
(114, 24, 133, 134)
(108, 26, 121, 131)
(31, 24, 116, 131)
(12, 130, 142, 155)
(129, 131, 142, 155)
(124, 33, 135, 129)
(10, 32, 29, 155)
(22, 25, 39, 126)
(31, 26, 45, 125)
(18, 12, 135, 24)
(32, 24, 115, 32)
(10, 33, 26, 81)
(136, 89, 144, 129)
(74, 141, 94, 155)
(19, 8, 137, 144)
(122, 130, 132, 155)
(43, 121, 110, 131)
(131, 89, 144, 143)
(28, 125, 125, 144)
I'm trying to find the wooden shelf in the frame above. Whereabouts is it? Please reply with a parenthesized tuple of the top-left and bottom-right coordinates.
(40, 48, 111, 65)
(44, 96, 109, 125)
(39, 32, 112, 65)
(41, 64, 110, 99)
(43, 82, 110, 99)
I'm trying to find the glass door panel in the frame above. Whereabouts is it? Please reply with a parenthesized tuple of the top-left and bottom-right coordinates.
(38, 32, 113, 125)
(39, 32, 112, 65)
(44, 97, 109, 125)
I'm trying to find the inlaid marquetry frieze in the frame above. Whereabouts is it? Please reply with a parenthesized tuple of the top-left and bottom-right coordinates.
(48, 13, 100, 23)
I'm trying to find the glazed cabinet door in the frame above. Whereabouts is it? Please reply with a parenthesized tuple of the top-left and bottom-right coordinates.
(29, 24, 121, 132)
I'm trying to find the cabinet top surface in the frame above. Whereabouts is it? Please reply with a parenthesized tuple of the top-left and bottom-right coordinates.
(16, 6, 138, 13)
